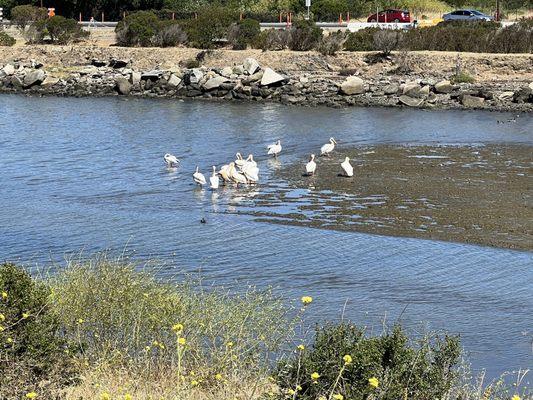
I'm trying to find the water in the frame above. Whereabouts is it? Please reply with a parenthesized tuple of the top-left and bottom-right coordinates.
(0, 95, 531, 378)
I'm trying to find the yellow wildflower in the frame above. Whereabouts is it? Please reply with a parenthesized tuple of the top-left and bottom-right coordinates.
(296, 385, 302, 391)
(153, 340, 159, 346)
(77, 318, 84, 324)
(25, 393, 37, 399)
(191, 380, 199, 387)
(22, 312, 29, 319)
(215, 373, 223, 381)
(318, 397, 327, 400)
(226, 341, 234, 347)
(1, 291, 7, 300)
(287, 389, 295, 395)
(100, 392, 111, 400)
(333, 394, 344, 400)
(368, 377, 379, 388)
(124, 395, 132, 400)
(7, 337, 13, 343)
(0, 314, 5, 322)
(172, 323, 183, 333)
(0, 326, 4, 332)
(311, 372, 320, 380)
(145, 346, 151, 351)
(343, 354, 353, 365)
(178, 337, 186, 346)
(301, 296, 313, 305)
(297, 344, 305, 351)
(511, 396, 520, 400)
(158, 343, 165, 349)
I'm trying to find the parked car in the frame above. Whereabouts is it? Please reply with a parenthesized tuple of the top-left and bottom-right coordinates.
(442, 9, 493, 21)
(367, 9, 411, 23)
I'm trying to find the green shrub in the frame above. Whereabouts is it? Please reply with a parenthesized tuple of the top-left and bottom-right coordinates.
(451, 72, 475, 83)
(317, 30, 345, 55)
(154, 20, 188, 47)
(228, 18, 261, 50)
(43, 15, 89, 44)
(0, 31, 16, 46)
(489, 17, 533, 53)
(373, 29, 402, 55)
(0, 263, 78, 398)
(289, 19, 323, 51)
(255, 28, 290, 51)
(116, 11, 161, 47)
(10, 4, 47, 32)
(184, 6, 237, 49)
(276, 322, 461, 400)
(344, 27, 381, 51)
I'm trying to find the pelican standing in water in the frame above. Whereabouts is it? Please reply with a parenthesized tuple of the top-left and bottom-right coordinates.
(320, 138, 337, 156)
(228, 162, 248, 186)
(245, 154, 257, 168)
(341, 157, 354, 177)
(193, 166, 207, 186)
(235, 153, 246, 169)
(305, 154, 317, 176)
(209, 166, 219, 189)
(267, 140, 282, 157)
(164, 153, 180, 167)
(242, 162, 259, 184)
(218, 164, 230, 183)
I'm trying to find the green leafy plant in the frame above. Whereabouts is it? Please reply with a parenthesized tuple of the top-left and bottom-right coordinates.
(228, 18, 261, 50)
(344, 27, 381, 51)
(289, 19, 323, 51)
(255, 28, 290, 51)
(115, 10, 162, 47)
(10, 4, 47, 32)
(0, 31, 16, 46)
(183, 6, 237, 49)
(317, 30, 346, 55)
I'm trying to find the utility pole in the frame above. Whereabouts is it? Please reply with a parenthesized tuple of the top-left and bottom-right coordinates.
(305, 0, 310, 20)
(495, 0, 500, 21)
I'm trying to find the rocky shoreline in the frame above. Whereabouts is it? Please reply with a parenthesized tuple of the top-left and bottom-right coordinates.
(1, 51, 532, 111)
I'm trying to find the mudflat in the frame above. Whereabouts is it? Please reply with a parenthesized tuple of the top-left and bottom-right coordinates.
(247, 144, 533, 250)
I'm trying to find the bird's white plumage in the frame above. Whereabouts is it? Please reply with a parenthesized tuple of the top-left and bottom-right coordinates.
(235, 153, 246, 168)
(164, 153, 180, 167)
(193, 166, 207, 185)
(242, 164, 259, 183)
(341, 157, 353, 177)
(245, 154, 257, 168)
(267, 140, 282, 157)
(209, 166, 219, 189)
(320, 138, 337, 156)
(218, 164, 230, 183)
(228, 162, 248, 185)
(305, 154, 316, 175)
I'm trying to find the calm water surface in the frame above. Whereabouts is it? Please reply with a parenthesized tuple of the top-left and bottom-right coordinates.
(0, 95, 531, 378)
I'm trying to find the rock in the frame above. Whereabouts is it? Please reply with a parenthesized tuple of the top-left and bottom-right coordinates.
(11, 75, 24, 89)
(243, 58, 260, 75)
(498, 91, 514, 100)
(23, 69, 46, 88)
(426, 92, 437, 103)
(188, 68, 204, 84)
(91, 59, 107, 67)
(221, 66, 233, 78)
(79, 66, 98, 75)
(141, 70, 163, 80)
(115, 77, 132, 95)
(41, 76, 60, 87)
(340, 76, 365, 95)
(131, 71, 141, 85)
(203, 75, 227, 90)
(109, 59, 129, 69)
(260, 68, 286, 87)
(434, 80, 453, 94)
(3, 64, 15, 76)
(383, 83, 399, 95)
(233, 65, 245, 75)
(167, 74, 182, 87)
(242, 70, 263, 85)
(402, 82, 420, 97)
(461, 94, 485, 108)
(419, 85, 430, 97)
(299, 76, 309, 84)
(399, 95, 423, 107)
(529, 82, 533, 91)
(512, 86, 532, 104)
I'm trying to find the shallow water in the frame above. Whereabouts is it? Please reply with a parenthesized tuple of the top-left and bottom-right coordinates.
(0, 95, 532, 378)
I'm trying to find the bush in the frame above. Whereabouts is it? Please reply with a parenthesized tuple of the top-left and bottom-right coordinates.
(10, 5, 47, 32)
(289, 19, 323, 51)
(489, 17, 533, 53)
(373, 29, 401, 55)
(116, 11, 161, 47)
(43, 15, 89, 44)
(344, 27, 381, 51)
(255, 28, 290, 51)
(0, 31, 16, 46)
(154, 20, 188, 47)
(276, 322, 461, 400)
(451, 72, 475, 83)
(228, 18, 261, 50)
(184, 6, 237, 49)
(317, 30, 345, 55)
(0, 263, 77, 398)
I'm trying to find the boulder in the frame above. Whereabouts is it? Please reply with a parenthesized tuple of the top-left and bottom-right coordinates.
(498, 91, 514, 100)
(79, 66, 99, 75)
(221, 66, 233, 78)
(109, 59, 129, 69)
(23, 69, 46, 88)
(131, 71, 141, 85)
(233, 65, 245, 75)
(41, 76, 60, 87)
(340, 76, 364, 95)
(434, 80, 453, 94)
(461, 94, 485, 108)
(203, 75, 227, 90)
(115, 77, 132, 95)
(402, 82, 420, 97)
(3, 64, 15, 76)
(91, 59, 107, 67)
(419, 85, 430, 97)
(188, 68, 204, 84)
(512, 86, 532, 104)
(529, 82, 533, 91)
(383, 83, 399, 95)
(399, 95, 423, 107)
(167, 74, 182, 87)
(260, 68, 286, 86)
(299, 76, 309, 84)
(141, 70, 163, 81)
(11, 75, 24, 89)
(242, 70, 263, 85)
(243, 58, 260, 75)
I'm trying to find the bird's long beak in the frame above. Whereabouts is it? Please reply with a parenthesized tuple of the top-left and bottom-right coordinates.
(333, 139, 338, 144)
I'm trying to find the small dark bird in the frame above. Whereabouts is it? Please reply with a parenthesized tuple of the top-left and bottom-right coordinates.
(200, 218, 206, 224)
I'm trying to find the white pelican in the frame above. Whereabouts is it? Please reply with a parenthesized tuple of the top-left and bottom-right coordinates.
(242, 163, 259, 183)
(305, 154, 316, 176)
(218, 164, 230, 183)
(267, 140, 282, 157)
(228, 162, 248, 185)
(341, 157, 353, 177)
(164, 153, 180, 167)
(320, 138, 337, 156)
(245, 154, 257, 168)
(193, 166, 207, 186)
(235, 153, 246, 169)
(209, 166, 219, 189)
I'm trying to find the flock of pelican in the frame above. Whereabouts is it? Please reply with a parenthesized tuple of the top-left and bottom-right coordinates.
(164, 137, 354, 189)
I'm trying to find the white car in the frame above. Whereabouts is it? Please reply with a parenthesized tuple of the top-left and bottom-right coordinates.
(443, 9, 493, 22)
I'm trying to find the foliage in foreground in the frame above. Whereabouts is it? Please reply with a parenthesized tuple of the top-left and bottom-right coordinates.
(0, 31, 16, 46)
